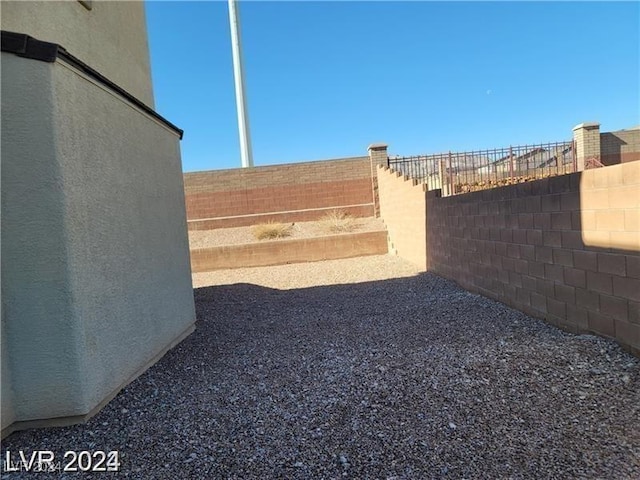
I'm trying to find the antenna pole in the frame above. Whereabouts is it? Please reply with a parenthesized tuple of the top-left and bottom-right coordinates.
(228, 0, 254, 168)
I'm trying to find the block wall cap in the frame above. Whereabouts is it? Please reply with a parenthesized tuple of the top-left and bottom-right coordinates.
(572, 122, 600, 131)
(368, 143, 388, 151)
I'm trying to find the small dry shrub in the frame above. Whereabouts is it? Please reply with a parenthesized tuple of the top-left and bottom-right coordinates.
(319, 210, 358, 234)
(251, 222, 293, 240)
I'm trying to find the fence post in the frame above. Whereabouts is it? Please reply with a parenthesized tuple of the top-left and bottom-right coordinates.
(448, 151, 454, 196)
(572, 122, 600, 171)
(368, 143, 388, 217)
(438, 159, 446, 196)
(509, 145, 514, 184)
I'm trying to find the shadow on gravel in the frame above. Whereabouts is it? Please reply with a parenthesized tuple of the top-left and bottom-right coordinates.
(2, 273, 639, 479)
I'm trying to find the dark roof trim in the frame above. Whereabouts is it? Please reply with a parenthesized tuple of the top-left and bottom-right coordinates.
(1, 30, 183, 139)
(1, 30, 59, 61)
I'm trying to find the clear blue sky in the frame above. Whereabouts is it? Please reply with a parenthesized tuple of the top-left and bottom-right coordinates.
(145, 1, 639, 172)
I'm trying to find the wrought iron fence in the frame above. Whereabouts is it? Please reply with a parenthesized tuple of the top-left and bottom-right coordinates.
(388, 141, 576, 196)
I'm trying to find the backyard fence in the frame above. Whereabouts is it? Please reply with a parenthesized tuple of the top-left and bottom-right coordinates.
(388, 141, 577, 196)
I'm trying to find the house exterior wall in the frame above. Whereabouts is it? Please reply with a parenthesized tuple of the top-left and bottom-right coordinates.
(1, 1, 195, 437)
(2, 53, 89, 430)
(1, 0, 154, 107)
(52, 58, 196, 411)
(1, 50, 196, 436)
(1, 310, 14, 432)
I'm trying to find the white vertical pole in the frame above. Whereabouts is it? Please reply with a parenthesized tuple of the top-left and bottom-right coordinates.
(228, 0, 254, 168)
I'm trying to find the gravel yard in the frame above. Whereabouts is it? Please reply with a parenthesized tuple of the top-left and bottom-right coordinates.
(3, 255, 639, 479)
(188, 217, 386, 250)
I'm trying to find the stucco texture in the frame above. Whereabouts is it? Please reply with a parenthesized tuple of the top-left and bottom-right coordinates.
(0, 0, 155, 107)
(1, 52, 195, 435)
(1, 54, 87, 428)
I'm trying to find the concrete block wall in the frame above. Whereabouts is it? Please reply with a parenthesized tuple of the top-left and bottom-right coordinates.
(573, 123, 640, 168)
(573, 122, 601, 170)
(426, 161, 640, 356)
(580, 163, 640, 251)
(190, 230, 388, 272)
(368, 143, 389, 217)
(377, 166, 428, 270)
(184, 157, 375, 229)
(601, 128, 640, 165)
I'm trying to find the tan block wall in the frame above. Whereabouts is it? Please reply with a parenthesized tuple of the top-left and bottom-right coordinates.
(377, 166, 428, 270)
(184, 157, 375, 227)
(601, 129, 640, 165)
(580, 161, 640, 251)
(190, 231, 387, 271)
(426, 162, 640, 355)
(573, 124, 601, 169)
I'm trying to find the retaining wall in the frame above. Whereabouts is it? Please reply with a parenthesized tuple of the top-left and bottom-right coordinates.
(190, 231, 387, 271)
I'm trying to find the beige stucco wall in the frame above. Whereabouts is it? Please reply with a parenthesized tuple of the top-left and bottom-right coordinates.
(1, 54, 88, 428)
(1, 51, 195, 435)
(0, 0, 155, 107)
(1, 310, 16, 434)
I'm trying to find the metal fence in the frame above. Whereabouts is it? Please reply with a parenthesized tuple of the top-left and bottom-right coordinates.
(388, 141, 576, 196)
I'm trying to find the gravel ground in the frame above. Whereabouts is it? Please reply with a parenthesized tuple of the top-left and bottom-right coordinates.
(188, 217, 386, 250)
(2, 255, 639, 479)
(192, 254, 421, 289)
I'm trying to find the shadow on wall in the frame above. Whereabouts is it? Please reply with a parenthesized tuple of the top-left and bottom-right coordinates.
(599, 133, 627, 167)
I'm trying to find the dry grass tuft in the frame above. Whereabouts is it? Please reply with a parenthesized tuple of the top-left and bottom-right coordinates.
(251, 222, 293, 240)
(319, 210, 359, 234)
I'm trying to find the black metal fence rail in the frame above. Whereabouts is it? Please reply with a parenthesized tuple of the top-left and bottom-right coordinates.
(388, 141, 576, 196)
